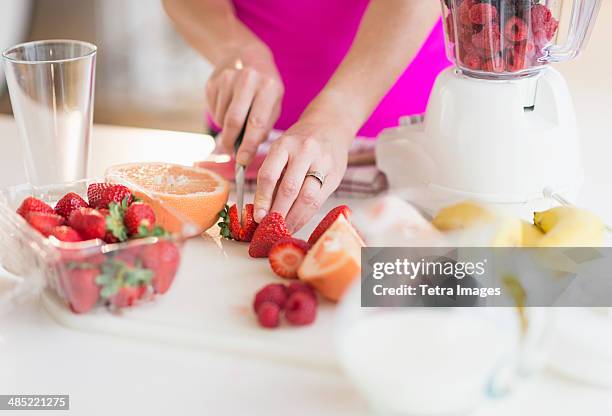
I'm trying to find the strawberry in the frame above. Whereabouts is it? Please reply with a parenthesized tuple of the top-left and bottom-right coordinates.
(88, 183, 132, 209)
(108, 286, 147, 308)
(307, 205, 351, 245)
(124, 202, 156, 236)
(97, 259, 153, 308)
(49, 226, 83, 242)
(97, 208, 120, 243)
(268, 238, 310, 279)
(26, 212, 64, 236)
(87, 183, 113, 208)
(60, 266, 101, 314)
(141, 241, 180, 294)
(248, 212, 291, 258)
(218, 204, 258, 242)
(68, 207, 106, 240)
(16, 197, 53, 218)
(103, 202, 130, 243)
(54, 192, 88, 219)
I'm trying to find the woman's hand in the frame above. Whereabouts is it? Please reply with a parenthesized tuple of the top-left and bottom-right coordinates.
(253, 112, 354, 233)
(207, 45, 284, 166)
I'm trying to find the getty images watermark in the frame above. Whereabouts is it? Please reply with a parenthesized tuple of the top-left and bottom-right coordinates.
(361, 247, 612, 307)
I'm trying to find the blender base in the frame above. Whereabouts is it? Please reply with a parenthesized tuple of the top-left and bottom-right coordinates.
(376, 67, 583, 217)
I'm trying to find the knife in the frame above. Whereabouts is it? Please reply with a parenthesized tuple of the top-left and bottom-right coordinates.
(234, 111, 249, 227)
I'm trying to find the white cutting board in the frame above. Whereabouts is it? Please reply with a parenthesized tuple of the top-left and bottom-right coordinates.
(40, 198, 370, 371)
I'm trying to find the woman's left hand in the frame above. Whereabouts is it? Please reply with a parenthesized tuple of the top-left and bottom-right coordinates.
(253, 114, 354, 233)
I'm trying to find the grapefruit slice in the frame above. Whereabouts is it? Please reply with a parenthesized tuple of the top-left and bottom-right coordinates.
(298, 215, 365, 302)
(105, 163, 229, 235)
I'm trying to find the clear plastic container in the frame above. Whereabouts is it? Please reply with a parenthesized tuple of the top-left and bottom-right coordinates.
(0, 178, 199, 314)
(441, 0, 601, 79)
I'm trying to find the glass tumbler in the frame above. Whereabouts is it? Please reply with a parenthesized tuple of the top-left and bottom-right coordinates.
(2, 40, 97, 186)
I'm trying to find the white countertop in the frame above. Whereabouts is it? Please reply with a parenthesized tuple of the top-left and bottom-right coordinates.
(1, 63, 612, 416)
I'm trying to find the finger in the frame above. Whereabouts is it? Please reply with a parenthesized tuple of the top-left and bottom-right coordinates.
(218, 70, 258, 154)
(254, 146, 288, 222)
(213, 70, 236, 136)
(205, 81, 218, 124)
(270, 154, 312, 219)
(236, 82, 281, 166)
(286, 173, 338, 233)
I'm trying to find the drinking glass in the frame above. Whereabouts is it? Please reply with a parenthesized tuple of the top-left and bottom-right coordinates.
(2, 39, 97, 186)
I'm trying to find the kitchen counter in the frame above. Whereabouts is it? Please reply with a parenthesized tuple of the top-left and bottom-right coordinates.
(0, 83, 611, 416)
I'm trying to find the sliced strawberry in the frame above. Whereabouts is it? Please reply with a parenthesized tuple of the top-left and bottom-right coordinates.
(54, 192, 88, 219)
(307, 205, 351, 245)
(17, 197, 53, 218)
(26, 212, 64, 236)
(49, 226, 83, 242)
(218, 203, 258, 242)
(141, 241, 180, 294)
(60, 266, 101, 314)
(268, 238, 310, 279)
(124, 202, 156, 236)
(248, 212, 291, 258)
(68, 207, 106, 240)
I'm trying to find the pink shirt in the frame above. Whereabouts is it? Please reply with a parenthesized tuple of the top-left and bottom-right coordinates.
(232, 0, 450, 138)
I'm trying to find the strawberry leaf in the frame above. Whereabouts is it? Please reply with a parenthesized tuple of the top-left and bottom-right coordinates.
(124, 267, 154, 287)
(106, 202, 128, 242)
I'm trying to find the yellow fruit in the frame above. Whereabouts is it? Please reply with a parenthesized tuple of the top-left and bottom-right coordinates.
(533, 206, 605, 247)
(521, 221, 544, 247)
(298, 215, 364, 302)
(432, 201, 522, 247)
(105, 163, 229, 235)
(431, 201, 495, 231)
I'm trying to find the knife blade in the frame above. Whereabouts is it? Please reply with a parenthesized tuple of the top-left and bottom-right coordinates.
(234, 111, 249, 227)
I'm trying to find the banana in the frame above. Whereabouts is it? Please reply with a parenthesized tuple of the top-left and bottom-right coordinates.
(533, 206, 605, 247)
(521, 220, 544, 247)
(432, 201, 522, 247)
(432, 201, 495, 231)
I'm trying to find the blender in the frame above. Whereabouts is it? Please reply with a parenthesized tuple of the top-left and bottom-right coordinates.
(376, 0, 602, 217)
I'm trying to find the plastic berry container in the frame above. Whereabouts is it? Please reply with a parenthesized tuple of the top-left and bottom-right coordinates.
(0, 178, 199, 314)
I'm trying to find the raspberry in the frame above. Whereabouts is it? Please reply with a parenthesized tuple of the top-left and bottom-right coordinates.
(286, 282, 317, 303)
(462, 52, 483, 70)
(469, 3, 498, 25)
(483, 55, 504, 73)
(531, 4, 553, 30)
(253, 283, 287, 312)
(543, 18, 559, 40)
(256, 301, 280, 328)
(504, 16, 528, 42)
(285, 292, 317, 326)
(472, 24, 501, 56)
(505, 46, 526, 72)
(458, 0, 477, 26)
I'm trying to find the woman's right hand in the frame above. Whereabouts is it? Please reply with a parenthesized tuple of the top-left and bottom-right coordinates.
(207, 45, 284, 166)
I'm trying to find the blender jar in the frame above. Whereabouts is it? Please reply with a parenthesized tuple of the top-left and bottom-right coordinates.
(441, 0, 601, 78)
